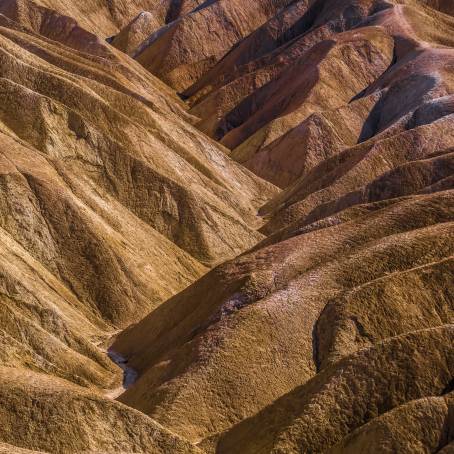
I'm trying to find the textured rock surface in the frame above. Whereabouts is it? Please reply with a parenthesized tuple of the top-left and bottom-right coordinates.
(0, 367, 202, 453)
(12, 0, 172, 36)
(0, 4, 276, 452)
(132, 0, 296, 90)
(111, 0, 205, 55)
(177, 0, 454, 185)
(0, 0, 453, 453)
(114, 188, 454, 445)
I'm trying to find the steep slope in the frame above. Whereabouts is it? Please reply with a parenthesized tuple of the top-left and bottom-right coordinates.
(114, 184, 454, 445)
(0, 0, 453, 453)
(110, 0, 206, 55)
(131, 0, 296, 91)
(176, 0, 454, 184)
(15, 0, 169, 36)
(211, 327, 453, 453)
(108, 0, 454, 451)
(0, 367, 203, 453)
(0, 5, 277, 452)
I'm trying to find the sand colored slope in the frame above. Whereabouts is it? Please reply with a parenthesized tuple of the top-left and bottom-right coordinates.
(212, 326, 453, 453)
(0, 7, 277, 451)
(111, 0, 206, 55)
(133, 0, 296, 91)
(0, 367, 203, 453)
(114, 185, 454, 443)
(22, 0, 168, 36)
(0, 1, 452, 453)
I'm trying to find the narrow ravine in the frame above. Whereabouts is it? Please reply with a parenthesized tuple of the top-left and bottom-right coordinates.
(106, 349, 139, 399)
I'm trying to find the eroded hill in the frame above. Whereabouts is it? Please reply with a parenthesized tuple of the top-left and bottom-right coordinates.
(0, 0, 452, 453)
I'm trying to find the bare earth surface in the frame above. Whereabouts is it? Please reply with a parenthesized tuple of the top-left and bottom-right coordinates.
(0, 0, 453, 453)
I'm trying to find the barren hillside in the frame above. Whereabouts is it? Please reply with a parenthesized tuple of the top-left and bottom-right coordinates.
(0, 0, 452, 453)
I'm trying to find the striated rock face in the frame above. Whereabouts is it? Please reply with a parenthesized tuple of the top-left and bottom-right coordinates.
(0, 367, 203, 453)
(0, 0, 453, 453)
(111, 0, 206, 56)
(131, 0, 297, 91)
(160, 0, 454, 188)
(0, 3, 276, 452)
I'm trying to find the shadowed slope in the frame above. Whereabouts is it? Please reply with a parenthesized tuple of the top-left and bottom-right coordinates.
(0, 1, 453, 453)
(110, 5, 454, 441)
(19, 0, 170, 36)
(167, 0, 454, 187)
(0, 367, 203, 453)
(132, 0, 296, 91)
(111, 0, 206, 55)
(212, 326, 454, 453)
(0, 7, 277, 451)
(114, 182, 454, 443)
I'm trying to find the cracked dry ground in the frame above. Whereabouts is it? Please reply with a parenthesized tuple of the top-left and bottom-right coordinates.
(0, 0, 453, 453)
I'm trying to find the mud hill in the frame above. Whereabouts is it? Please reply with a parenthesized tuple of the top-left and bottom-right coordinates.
(0, 0, 452, 453)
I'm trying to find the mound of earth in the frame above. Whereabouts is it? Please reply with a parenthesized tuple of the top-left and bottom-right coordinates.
(0, 0, 452, 453)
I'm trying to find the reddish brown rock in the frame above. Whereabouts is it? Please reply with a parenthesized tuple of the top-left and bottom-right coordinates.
(0, 1, 453, 453)
(133, 0, 296, 91)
